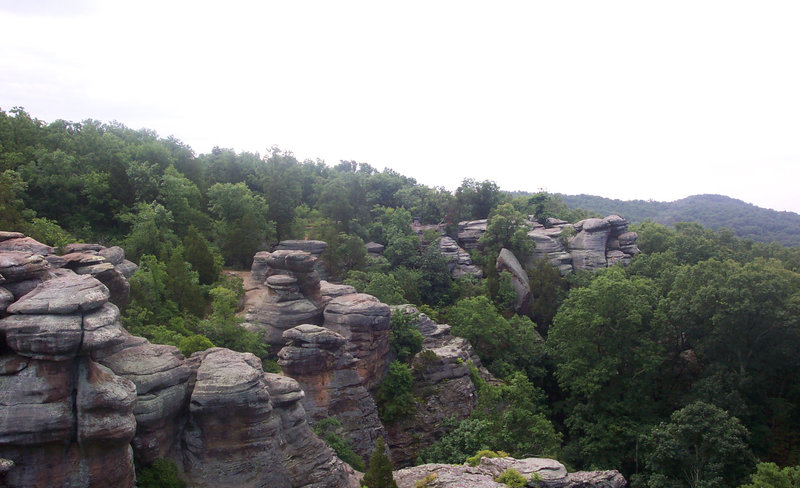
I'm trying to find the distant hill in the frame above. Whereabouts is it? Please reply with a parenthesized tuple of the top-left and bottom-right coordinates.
(559, 194, 800, 247)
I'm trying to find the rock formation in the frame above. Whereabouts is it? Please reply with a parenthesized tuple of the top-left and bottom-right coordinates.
(385, 306, 488, 468)
(245, 249, 326, 345)
(278, 324, 385, 460)
(457, 219, 488, 250)
(394, 456, 626, 488)
(496, 248, 531, 314)
(274, 240, 329, 280)
(323, 293, 391, 390)
(438, 236, 482, 279)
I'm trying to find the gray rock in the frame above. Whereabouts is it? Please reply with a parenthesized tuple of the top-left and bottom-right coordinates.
(98, 246, 126, 265)
(569, 218, 611, 271)
(320, 281, 357, 306)
(0, 237, 54, 255)
(0, 287, 13, 314)
(496, 248, 531, 314)
(366, 241, 385, 255)
(81, 303, 126, 354)
(63, 243, 105, 254)
(324, 293, 391, 389)
(0, 251, 50, 283)
(0, 232, 24, 242)
(115, 260, 139, 279)
(457, 220, 488, 250)
(0, 313, 83, 360)
(7, 274, 109, 315)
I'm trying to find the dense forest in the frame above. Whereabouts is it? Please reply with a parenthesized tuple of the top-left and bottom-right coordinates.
(2, 107, 800, 488)
(555, 193, 800, 247)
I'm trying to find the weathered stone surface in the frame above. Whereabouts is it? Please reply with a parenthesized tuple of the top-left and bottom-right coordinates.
(7, 274, 109, 315)
(76, 359, 137, 444)
(439, 237, 483, 279)
(63, 243, 105, 254)
(275, 240, 329, 280)
(0, 237, 54, 255)
(279, 324, 385, 461)
(115, 260, 138, 279)
(0, 287, 13, 314)
(324, 293, 391, 389)
(0, 251, 50, 283)
(97, 339, 191, 464)
(0, 313, 83, 360)
(251, 251, 271, 283)
(92, 267, 130, 307)
(320, 281, 357, 306)
(366, 241, 385, 255)
(496, 248, 531, 314)
(81, 303, 126, 354)
(569, 218, 611, 271)
(98, 246, 125, 265)
(394, 458, 626, 488)
(457, 219, 487, 250)
(183, 348, 359, 488)
(0, 232, 24, 242)
(267, 249, 318, 274)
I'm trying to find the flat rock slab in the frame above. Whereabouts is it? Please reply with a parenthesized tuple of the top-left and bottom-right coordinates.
(0, 251, 50, 282)
(7, 274, 109, 314)
(0, 237, 54, 255)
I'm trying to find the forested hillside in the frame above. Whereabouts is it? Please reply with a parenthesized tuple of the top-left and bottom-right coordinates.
(2, 107, 800, 488)
(558, 193, 800, 246)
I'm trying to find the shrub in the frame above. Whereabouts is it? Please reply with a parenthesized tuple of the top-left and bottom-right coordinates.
(495, 468, 526, 488)
(135, 458, 186, 488)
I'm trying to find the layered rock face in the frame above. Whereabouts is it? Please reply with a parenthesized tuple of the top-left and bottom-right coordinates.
(278, 324, 385, 460)
(183, 348, 358, 488)
(323, 293, 391, 390)
(457, 220, 488, 250)
(385, 307, 487, 467)
(439, 237, 482, 279)
(394, 457, 626, 488)
(1, 234, 361, 488)
(274, 240, 330, 280)
(246, 250, 326, 345)
(0, 270, 137, 487)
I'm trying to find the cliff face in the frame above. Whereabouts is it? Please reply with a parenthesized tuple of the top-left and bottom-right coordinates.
(0, 234, 361, 488)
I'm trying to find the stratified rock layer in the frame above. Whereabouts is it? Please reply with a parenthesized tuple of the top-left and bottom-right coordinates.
(279, 324, 385, 461)
(323, 293, 391, 390)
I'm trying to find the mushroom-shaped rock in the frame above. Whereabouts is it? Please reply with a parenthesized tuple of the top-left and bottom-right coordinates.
(266, 249, 318, 274)
(7, 274, 109, 315)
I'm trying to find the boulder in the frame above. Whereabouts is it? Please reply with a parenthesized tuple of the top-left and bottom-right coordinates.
(0, 287, 14, 314)
(7, 273, 109, 315)
(569, 218, 611, 271)
(0, 251, 50, 283)
(0, 313, 83, 360)
(98, 246, 125, 266)
(274, 240, 329, 280)
(323, 293, 391, 389)
(496, 248, 531, 314)
(0, 237, 54, 255)
(366, 241, 385, 256)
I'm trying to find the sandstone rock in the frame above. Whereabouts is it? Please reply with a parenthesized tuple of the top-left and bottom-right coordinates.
(98, 246, 125, 265)
(97, 340, 192, 464)
(366, 241, 385, 255)
(63, 243, 105, 254)
(115, 260, 139, 279)
(81, 303, 126, 354)
(0, 287, 13, 314)
(569, 218, 611, 271)
(0, 237, 54, 255)
(0, 251, 50, 283)
(394, 459, 626, 488)
(76, 359, 137, 444)
(324, 293, 391, 389)
(92, 267, 130, 307)
(0, 313, 83, 360)
(496, 248, 531, 314)
(275, 240, 329, 280)
(439, 237, 483, 279)
(320, 281, 357, 306)
(251, 251, 271, 284)
(0, 232, 24, 242)
(7, 274, 109, 315)
(279, 324, 385, 461)
(183, 348, 359, 488)
(457, 220, 487, 250)
(267, 249, 318, 274)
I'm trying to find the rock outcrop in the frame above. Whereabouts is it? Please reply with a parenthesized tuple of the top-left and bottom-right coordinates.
(274, 240, 329, 280)
(439, 236, 482, 279)
(394, 457, 626, 488)
(385, 307, 488, 467)
(278, 324, 385, 460)
(323, 293, 391, 390)
(457, 220, 487, 250)
(0, 271, 137, 487)
(245, 249, 326, 345)
(496, 248, 531, 314)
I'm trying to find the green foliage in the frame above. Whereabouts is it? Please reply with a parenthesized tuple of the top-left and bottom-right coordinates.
(23, 217, 74, 248)
(739, 462, 800, 488)
(495, 468, 527, 488)
(121, 202, 180, 262)
(376, 361, 416, 423)
(638, 402, 755, 488)
(178, 334, 214, 357)
(345, 271, 406, 305)
(207, 182, 274, 268)
(135, 458, 186, 488)
(313, 418, 365, 471)
(183, 225, 221, 285)
(480, 203, 534, 263)
(363, 437, 398, 488)
(414, 473, 438, 488)
(388, 309, 424, 363)
(455, 178, 506, 220)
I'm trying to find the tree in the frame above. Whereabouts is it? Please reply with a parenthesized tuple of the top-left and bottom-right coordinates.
(362, 437, 398, 488)
(454, 178, 505, 220)
(480, 203, 534, 264)
(638, 402, 755, 488)
(740, 462, 800, 488)
(207, 182, 274, 268)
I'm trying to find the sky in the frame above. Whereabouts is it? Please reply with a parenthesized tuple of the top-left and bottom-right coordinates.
(2, 0, 799, 213)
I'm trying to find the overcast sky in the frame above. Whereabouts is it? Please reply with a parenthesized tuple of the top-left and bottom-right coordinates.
(2, 0, 799, 213)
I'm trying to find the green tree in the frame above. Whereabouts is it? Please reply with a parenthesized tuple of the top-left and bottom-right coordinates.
(638, 402, 755, 488)
(376, 361, 415, 423)
(363, 437, 398, 488)
(480, 203, 534, 263)
(183, 226, 221, 285)
(207, 182, 274, 268)
(739, 462, 800, 488)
